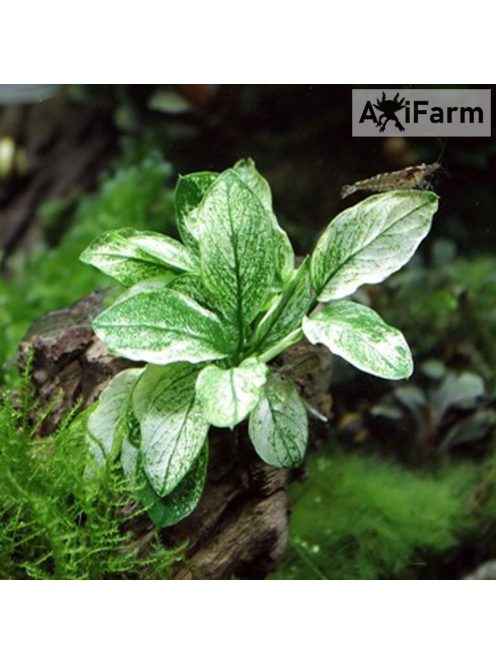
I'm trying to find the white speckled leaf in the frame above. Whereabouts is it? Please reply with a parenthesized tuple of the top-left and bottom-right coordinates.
(248, 377, 308, 468)
(133, 363, 209, 496)
(93, 288, 232, 364)
(233, 158, 272, 209)
(80, 228, 180, 286)
(272, 226, 296, 286)
(175, 171, 219, 251)
(121, 432, 140, 480)
(191, 169, 275, 348)
(139, 443, 208, 527)
(250, 258, 313, 356)
(311, 191, 438, 301)
(121, 415, 208, 528)
(127, 230, 199, 272)
(234, 158, 294, 284)
(196, 358, 268, 428)
(132, 365, 170, 421)
(113, 276, 174, 305)
(117, 272, 224, 329)
(114, 272, 236, 349)
(302, 300, 413, 380)
(166, 272, 217, 311)
(86, 368, 144, 467)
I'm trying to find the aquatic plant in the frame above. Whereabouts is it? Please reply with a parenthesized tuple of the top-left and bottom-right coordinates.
(271, 451, 476, 580)
(0, 374, 179, 579)
(80, 158, 438, 526)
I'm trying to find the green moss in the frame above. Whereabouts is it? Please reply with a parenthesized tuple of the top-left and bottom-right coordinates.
(0, 379, 180, 579)
(272, 452, 476, 580)
(0, 152, 175, 383)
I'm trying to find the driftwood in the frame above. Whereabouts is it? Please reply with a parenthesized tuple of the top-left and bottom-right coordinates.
(18, 292, 333, 579)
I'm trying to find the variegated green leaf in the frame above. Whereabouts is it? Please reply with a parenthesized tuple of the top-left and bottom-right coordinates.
(233, 158, 272, 209)
(165, 276, 241, 349)
(141, 443, 208, 528)
(132, 363, 209, 496)
(175, 171, 218, 251)
(191, 169, 275, 350)
(86, 368, 144, 467)
(93, 288, 232, 364)
(166, 272, 216, 311)
(113, 270, 219, 313)
(248, 377, 308, 468)
(196, 358, 268, 428)
(121, 419, 208, 528)
(302, 300, 413, 380)
(250, 258, 313, 356)
(127, 230, 199, 272)
(272, 226, 296, 286)
(79, 228, 185, 286)
(311, 191, 439, 301)
(113, 276, 174, 305)
(234, 158, 294, 284)
(121, 432, 140, 479)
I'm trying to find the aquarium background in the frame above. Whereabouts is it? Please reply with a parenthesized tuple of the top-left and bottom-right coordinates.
(1, 84, 496, 580)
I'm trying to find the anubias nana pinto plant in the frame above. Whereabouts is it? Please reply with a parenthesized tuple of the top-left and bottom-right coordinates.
(80, 159, 438, 527)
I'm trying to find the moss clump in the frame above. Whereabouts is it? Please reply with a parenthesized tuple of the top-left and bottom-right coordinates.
(0, 382, 180, 579)
(272, 452, 476, 580)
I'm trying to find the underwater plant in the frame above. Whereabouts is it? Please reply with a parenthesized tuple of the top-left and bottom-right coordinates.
(0, 377, 179, 580)
(80, 158, 438, 526)
(270, 451, 475, 580)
